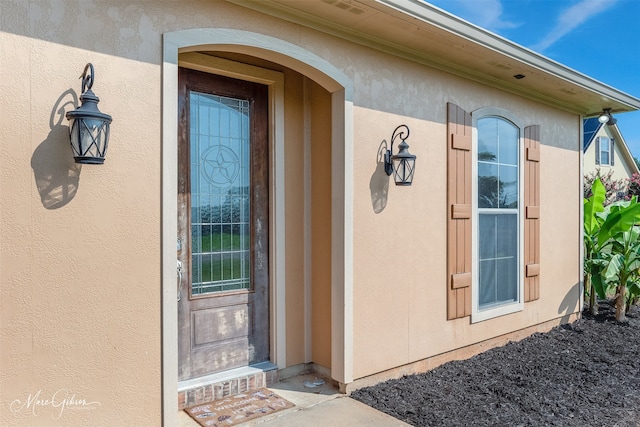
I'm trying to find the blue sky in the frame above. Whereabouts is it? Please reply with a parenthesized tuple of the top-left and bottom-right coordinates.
(426, 0, 640, 160)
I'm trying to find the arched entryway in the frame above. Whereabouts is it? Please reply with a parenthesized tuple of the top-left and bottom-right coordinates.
(162, 28, 354, 425)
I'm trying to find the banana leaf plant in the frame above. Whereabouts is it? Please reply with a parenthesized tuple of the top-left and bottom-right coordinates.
(583, 178, 606, 315)
(584, 178, 640, 322)
(595, 216, 640, 322)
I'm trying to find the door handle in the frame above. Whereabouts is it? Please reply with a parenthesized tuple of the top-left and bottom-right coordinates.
(177, 260, 183, 302)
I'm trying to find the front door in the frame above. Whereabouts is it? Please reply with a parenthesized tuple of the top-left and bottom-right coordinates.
(177, 67, 269, 381)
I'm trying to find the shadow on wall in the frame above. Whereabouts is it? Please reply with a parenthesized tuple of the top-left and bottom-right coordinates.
(558, 281, 582, 317)
(31, 89, 81, 209)
(370, 140, 390, 213)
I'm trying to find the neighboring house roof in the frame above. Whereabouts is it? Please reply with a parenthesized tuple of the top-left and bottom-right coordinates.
(583, 117, 640, 175)
(232, 0, 640, 115)
(583, 117, 601, 151)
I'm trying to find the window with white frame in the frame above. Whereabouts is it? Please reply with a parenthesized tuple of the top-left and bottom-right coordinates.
(597, 136, 612, 166)
(474, 115, 523, 321)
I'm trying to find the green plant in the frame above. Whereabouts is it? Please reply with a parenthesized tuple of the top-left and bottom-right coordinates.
(584, 178, 640, 321)
(598, 206, 640, 322)
(583, 178, 606, 315)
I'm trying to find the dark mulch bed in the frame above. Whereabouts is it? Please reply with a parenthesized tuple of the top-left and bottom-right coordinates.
(351, 302, 640, 426)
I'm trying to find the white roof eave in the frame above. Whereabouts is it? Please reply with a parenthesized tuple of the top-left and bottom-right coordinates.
(378, 0, 640, 113)
(227, 0, 640, 114)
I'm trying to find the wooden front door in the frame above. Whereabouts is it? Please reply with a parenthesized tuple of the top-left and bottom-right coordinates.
(178, 67, 269, 381)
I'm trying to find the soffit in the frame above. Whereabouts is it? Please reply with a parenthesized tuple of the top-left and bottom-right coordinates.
(228, 0, 640, 116)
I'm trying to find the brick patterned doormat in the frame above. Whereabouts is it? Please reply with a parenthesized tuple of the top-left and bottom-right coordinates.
(184, 388, 295, 426)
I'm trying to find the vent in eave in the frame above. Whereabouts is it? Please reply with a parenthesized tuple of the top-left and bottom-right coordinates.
(321, 0, 366, 15)
(488, 61, 511, 70)
(559, 88, 577, 96)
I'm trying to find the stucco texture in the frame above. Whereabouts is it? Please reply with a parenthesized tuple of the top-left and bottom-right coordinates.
(1, 1, 582, 425)
(348, 50, 581, 379)
(0, 1, 332, 425)
(1, 1, 168, 425)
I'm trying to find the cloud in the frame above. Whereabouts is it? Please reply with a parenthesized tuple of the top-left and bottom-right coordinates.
(430, 0, 520, 31)
(459, 0, 520, 31)
(533, 0, 617, 51)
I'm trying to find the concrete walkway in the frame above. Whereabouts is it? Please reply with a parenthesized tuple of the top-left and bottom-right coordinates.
(178, 373, 410, 426)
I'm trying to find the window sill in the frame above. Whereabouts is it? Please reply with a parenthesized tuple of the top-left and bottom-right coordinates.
(471, 301, 523, 323)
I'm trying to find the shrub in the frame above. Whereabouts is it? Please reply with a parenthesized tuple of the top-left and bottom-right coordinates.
(584, 169, 627, 205)
(628, 173, 640, 199)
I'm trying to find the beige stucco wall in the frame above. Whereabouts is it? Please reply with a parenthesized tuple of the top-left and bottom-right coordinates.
(348, 51, 581, 378)
(0, 2, 335, 425)
(283, 69, 306, 367)
(281, 70, 332, 369)
(1, 0, 582, 425)
(309, 80, 333, 369)
(2, 3, 164, 426)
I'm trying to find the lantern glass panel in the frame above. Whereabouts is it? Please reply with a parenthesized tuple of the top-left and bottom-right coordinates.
(392, 157, 415, 185)
(69, 118, 80, 157)
(75, 118, 109, 161)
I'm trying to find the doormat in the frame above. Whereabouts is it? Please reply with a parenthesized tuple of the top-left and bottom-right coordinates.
(184, 388, 295, 427)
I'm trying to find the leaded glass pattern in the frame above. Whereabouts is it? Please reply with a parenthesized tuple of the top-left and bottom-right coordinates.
(477, 117, 519, 310)
(190, 91, 251, 295)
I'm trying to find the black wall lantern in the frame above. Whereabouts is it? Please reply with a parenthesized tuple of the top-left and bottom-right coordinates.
(66, 63, 112, 164)
(598, 108, 617, 126)
(384, 124, 416, 186)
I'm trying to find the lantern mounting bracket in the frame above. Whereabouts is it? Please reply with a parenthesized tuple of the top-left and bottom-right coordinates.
(80, 63, 94, 94)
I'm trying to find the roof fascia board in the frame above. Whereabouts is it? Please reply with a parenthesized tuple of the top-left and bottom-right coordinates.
(225, 1, 586, 113)
(610, 125, 640, 174)
(378, 0, 640, 111)
(227, 0, 640, 113)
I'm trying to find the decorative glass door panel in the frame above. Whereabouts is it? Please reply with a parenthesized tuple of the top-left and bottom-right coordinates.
(190, 92, 251, 295)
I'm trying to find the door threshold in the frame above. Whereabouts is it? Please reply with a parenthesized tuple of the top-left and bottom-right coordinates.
(178, 362, 277, 391)
(178, 362, 279, 409)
